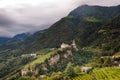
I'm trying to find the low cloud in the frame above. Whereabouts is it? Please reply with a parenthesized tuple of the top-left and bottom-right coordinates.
(0, 0, 119, 37)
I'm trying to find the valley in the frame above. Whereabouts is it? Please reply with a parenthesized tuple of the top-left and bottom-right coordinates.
(0, 5, 120, 80)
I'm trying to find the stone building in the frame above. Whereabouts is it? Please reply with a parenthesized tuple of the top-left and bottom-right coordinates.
(60, 40, 78, 51)
(61, 43, 71, 49)
(21, 69, 28, 76)
(71, 40, 78, 51)
(81, 67, 92, 73)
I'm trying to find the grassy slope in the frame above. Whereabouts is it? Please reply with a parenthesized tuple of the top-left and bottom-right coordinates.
(24, 50, 58, 68)
(1, 49, 58, 79)
(84, 16, 101, 22)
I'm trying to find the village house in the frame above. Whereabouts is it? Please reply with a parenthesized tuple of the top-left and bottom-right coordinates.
(50, 48, 56, 50)
(21, 69, 28, 76)
(119, 64, 120, 67)
(21, 53, 37, 57)
(81, 67, 92, 73)
(30, 54, 37, 57)
(21, 66, 38, 76)
(40, 75, 46, 78)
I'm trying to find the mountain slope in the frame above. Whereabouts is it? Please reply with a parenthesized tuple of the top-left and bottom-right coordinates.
(0, 37, 11, 45)
(0, 30, 46, 51)
(91, 14, 120, 55)
(69, 5, 120, 21)
(27, 5, 120, 52)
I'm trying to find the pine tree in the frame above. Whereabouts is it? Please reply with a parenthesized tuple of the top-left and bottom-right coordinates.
(64, 62, 75, 79)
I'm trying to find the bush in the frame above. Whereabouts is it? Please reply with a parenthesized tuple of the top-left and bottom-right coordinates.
(18, 76, 32, 80)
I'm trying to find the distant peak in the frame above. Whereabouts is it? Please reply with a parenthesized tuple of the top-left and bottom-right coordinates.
(79, 4, 100, 8)
(80, 4, 89, 7)
(78, 4, 90, 8)
(79, 4, 120, 8)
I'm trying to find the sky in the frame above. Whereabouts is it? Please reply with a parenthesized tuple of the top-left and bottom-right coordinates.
(0, 0, 120, 37)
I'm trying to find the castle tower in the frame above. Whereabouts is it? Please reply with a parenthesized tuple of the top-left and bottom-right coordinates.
(71, 40, 76, 46)
(71, 40, 78, 51)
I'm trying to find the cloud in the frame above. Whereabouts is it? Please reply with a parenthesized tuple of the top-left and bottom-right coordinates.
(0, 10, 14, 26)
(0, 0, 120, 37)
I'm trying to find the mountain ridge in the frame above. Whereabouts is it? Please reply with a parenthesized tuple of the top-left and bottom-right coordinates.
(25, 5, 120, 52)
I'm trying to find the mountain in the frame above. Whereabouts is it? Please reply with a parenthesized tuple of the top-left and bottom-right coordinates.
(91, 14, 120, 55)
(27, 5, 120, 52)
(20, 12, 119, 80)
(69, 5, 120, 20)
(0, 37, 11, 45)
(0, 33, 29, 51)
(0, 5, 119, 53)
(0, 5, 120, 80)
(0, 29, 47, 51)
(0, 33, 29, 45)
(11, 33, 30, 41)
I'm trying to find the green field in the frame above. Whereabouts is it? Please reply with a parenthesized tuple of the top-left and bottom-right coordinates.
(93, 68, 120, 80)
(72, 74, 93, 80)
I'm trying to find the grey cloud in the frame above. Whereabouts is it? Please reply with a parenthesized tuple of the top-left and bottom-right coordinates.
(0, 11, 14, 26)
(0, 0, 120, 37)
(77, 0, 120, 6)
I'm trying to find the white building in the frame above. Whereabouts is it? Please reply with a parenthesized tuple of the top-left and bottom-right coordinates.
(81, 67, 92, 73)
(21, 54, 37, 57)
(30, 54, 37, 57)
(61, 43, 71, 49)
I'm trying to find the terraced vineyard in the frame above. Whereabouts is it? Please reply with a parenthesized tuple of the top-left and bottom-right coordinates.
(93, 68, 120, 80)
(72, 74, 94, 80)
(73, 67, 120, 80)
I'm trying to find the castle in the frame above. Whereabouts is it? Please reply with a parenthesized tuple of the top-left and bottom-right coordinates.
(60, 40, 78, 51)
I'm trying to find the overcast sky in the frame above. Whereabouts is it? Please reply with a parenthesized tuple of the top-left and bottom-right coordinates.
(0, 0, 120, 37)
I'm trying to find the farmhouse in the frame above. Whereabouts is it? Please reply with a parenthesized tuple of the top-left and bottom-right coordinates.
(21, 67, 38, 76)
(30, 54, 37, 57)
(81, 67, 92, 73)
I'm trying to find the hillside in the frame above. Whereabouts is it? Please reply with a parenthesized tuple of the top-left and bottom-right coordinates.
(26, 5, 120, 53)
(73, 67, 120, 80)
(0, 37, 11, 45)
(0, 29, 46, 51)
(91, 14, 120, 55)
